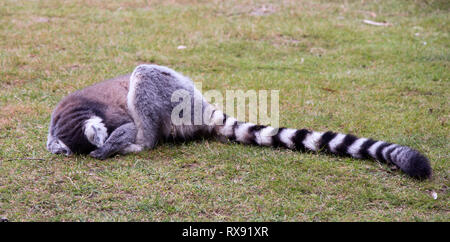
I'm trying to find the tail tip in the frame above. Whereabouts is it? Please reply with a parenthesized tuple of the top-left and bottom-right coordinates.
(402, 150, 432, 179)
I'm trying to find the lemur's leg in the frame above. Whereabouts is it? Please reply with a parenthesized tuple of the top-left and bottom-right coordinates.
(90, 122, 142, 159)
(127, 65, 165, 149)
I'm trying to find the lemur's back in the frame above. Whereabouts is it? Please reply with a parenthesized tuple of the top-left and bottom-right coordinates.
(53, 74, 131, 117)
(78, 73, 131, 113)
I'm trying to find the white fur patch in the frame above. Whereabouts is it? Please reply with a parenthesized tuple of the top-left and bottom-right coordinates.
(128, 70, 144, 144)
(328, 133, 346, 153)
(303, 131, 323, 151)
(84, 116, 108, 147)
(220, 116, 237, 137)
(235, 123, 254, 143)
(367, 141, 384, 159)
(210, 110, 225, 126)
(279, 128, 296, 149)
(256, 126, 275, 146)
(347, 138, 367, 158)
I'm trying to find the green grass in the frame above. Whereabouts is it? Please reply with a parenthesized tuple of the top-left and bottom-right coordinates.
(0, 0, 449, 221)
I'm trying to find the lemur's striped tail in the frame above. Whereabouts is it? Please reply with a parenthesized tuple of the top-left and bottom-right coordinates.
(209, 111, 432, 179)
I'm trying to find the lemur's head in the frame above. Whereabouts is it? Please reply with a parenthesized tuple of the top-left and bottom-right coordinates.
(47, 97, 108, 155)
(47, 116, 108, 155)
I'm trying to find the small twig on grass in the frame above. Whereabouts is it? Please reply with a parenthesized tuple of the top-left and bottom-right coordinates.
(320, 87, 337, 93)
(363, 19, 392, 27)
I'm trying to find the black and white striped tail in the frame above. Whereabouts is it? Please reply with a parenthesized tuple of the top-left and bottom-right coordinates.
(209, 110, 432, 179)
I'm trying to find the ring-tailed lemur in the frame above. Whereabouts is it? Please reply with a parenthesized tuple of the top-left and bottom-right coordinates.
(47, 64, 432, 179)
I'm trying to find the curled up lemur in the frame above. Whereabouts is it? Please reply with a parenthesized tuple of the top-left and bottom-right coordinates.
(47, 64, 432, 179)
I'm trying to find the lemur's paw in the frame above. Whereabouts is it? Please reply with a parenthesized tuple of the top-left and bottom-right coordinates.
(89, 149, 109, 160)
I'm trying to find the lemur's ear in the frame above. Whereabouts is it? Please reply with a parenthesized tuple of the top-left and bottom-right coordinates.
(84, 116, 108, 147)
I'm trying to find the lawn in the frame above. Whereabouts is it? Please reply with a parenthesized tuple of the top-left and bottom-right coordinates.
(0, 0, 448, 221)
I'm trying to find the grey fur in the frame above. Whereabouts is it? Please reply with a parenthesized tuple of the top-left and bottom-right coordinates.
(47, 64, 214, 157)
(127, 65, 210, 147)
